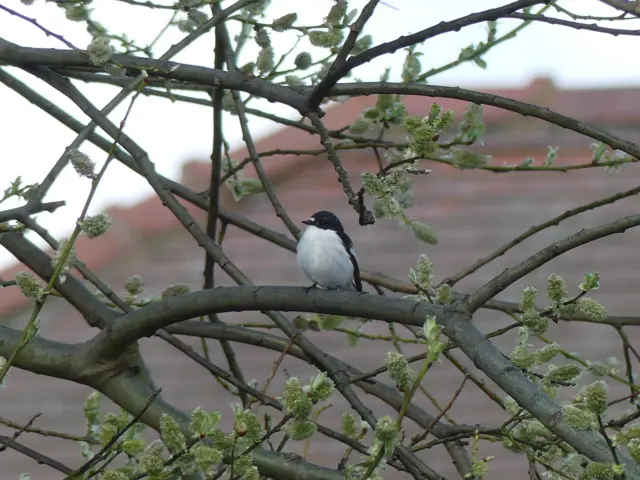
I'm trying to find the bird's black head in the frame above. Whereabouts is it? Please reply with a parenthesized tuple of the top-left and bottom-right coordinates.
(302, 210, 344, 232)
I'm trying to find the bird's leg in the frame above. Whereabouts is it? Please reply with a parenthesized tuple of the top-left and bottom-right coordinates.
(304, 282, 318, 293)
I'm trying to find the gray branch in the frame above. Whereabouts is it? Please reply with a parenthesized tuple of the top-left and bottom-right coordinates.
(89, 285, 640, 475)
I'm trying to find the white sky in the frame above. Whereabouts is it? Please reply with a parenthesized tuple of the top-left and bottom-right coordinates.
(1, 0, 639, 270)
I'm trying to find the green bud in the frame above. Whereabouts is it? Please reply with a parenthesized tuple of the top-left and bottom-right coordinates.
(584, 461, 614, 480)
(239, 178, 265, 195)
(582, 381, 608, 414)
(310, 371, 335, 402)
(576, 297, 608, 322)
(15, 271, 44, 301)
(386, 352, 415, 391)
(504, 396, 520, 416)
(519, 287, 537, 311)
(618, 426, 640, 445)
(240, 62, 255, 74)
(416, 254, 435, 287)
(587, 357, 619, 376)
(374, 196, 403, 220)
(404, 116, 437, 156)
(352, 34, 372, 55)
(189, 407, 220, 437)
(440, 110, 455, 131)
(451, 148, 491, 170)
(140, 441, 165, 476)
(79, 213, 111, 239)
(161, 283, 191, 299)
(374, 415, 397, 442)
(629, 438, 640, 463)
(254, 29, 270, 47)
(87, 36, 114, 67)
(326, 0, 347, 25)
(435, 284, 452, 305)
(122, 438, 145, 456)
(272, 13, 297, 32)
(560, 453, 588, 476)
(192, 444, 222, 471)
(535, 343, 560, 364)
(457, 103, 485, 143)
(233, 404, 264, 442)
(410, 220, 438, 245)
(520, 309, 548, 335)
(509, 344, 535, 369)
(101, 471, 128, 480)
(546, 274, 567, 303)
(257, 46, 274, 73)
(349, 117, 370, 134)
(309, 30, 339, 48)
(187, 9, 208, 27)
(294, 52, 312, 70)
(341, 412, 358, 437)
(125, 274, 144, 296)
(67, 148, 96, 179)
(318, 314, 343, 330)
(65, 6, 88, 21)
(428, 103, 443, 121)
(562, 404, 594, 430)
(282, 378, 313, 419)
(290, 418, 317, 440)
(285, 75, 302, 87)
(160, 414, 186, 453)
(472, 460, 490, 478)
(547, 364, 582, 384)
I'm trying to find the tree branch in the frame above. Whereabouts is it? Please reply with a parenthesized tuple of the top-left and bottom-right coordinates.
(0, 201, 65, 223)
(307, 113, 375, 225)
(331, 0, 545, 84)
(599, 0, 640, 16)
(86, 285, 640, 474)
(325, 82, 640, 160)
(308, 0, 381, 108)
(0, 37, 311, 114)
(466, 212, 640, 312)
(0, 324, 83, 381)
(510, 12, 640, 35)
(0, 434, 73, 475)
(441, 183, 640, 287)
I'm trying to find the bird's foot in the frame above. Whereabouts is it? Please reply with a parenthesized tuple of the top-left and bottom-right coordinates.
(304, 282, 318, 294)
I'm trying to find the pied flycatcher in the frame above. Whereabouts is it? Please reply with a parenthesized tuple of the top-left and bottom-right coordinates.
(296, 210, 363, 292)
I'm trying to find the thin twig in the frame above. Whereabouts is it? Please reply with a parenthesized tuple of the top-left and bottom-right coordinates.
(0, 434, 73, 474)
(65, 389, 162, 479)
(411, 375, 468, 446)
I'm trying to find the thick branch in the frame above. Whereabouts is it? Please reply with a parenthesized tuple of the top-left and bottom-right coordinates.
(0, 38, 311, 114)
(0, 201, 65, 223)
(0, 324, 83, 381)
(86, 285, 640, 473)
(0, 232, 118, 328)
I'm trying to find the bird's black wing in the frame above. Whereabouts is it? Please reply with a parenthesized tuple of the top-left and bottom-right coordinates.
(337, 231, 363, 292)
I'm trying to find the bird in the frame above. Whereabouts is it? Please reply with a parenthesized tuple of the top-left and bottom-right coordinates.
(296, 210, 363, 292)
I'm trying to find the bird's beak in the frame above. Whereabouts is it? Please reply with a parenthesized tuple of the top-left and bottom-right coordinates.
(301, 219, 312, 225)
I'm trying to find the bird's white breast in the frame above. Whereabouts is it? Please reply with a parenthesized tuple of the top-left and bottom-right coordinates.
(296, 226, 354, 290)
